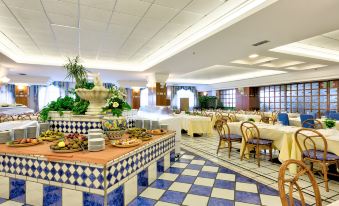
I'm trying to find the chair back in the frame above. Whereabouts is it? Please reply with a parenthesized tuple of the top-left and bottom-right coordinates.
(325, 111, 336, 118)
(329, 112, 339, 120)
(300, 114, 314, 128)
(278, 159, 322, 206)
(215, 119, 230, 140)
(294, 128, 328, 161)
(302, 119, 323, 129)
(228, 113, 237, 122)
(240, 121, 260, 143)
(278, 113, 289, 126)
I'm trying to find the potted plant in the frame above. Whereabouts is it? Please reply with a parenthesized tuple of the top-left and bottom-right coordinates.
(248, 118, 255, 122)
(324, 118, 336, 129)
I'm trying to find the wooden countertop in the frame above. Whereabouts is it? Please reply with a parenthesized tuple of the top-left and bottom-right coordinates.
(0, 131, 175, 165)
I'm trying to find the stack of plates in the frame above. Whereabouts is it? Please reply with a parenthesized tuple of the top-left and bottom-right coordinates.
(0, 131, 11, 143)
(88, 129, 103, 134)
(88, 133, 105, 151)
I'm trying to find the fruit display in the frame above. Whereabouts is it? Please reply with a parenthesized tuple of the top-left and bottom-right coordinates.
(111, 138, 142, 148)
(126, 128, 153, 141)
(7, 138, 41, 147)
(39, 130, 64, 141)
(50, 133, 88, 153)
(147, 129, 167, 135)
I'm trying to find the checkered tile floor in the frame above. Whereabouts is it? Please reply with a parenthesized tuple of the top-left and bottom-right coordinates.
(130, 148, 304, 206)
(179, 132, 339, 206)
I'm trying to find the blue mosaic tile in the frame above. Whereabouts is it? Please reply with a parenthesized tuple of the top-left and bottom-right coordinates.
(257, 183, 279, 196)
(189, 185, 212, 196)
(151, 179, 172, 190)
(170, 150, 176, 162)
(83, 192, 104, 206)
(236, 175, 257, 183)
(43, 185, 62, 206)
(214, 179, 235, 190)
(166, 167, 183, 174)
(0, 197, 7, 204)
(137, 169, 148, 194)
(107, 185, 124, 206)
(128, 197, 156, 206)
(186, 164, 204, 170)
(235, 191, 261, 205)
(208, 197, 234, 206)
(9, 178, 25, 203)
(199, 171, 217, 179)
(176, 175, 196, 184)
(160, 191, 186, 205)
(157, 157, 165, 175)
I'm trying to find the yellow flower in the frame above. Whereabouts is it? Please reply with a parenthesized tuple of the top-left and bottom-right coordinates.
(113, 102, 119, 108)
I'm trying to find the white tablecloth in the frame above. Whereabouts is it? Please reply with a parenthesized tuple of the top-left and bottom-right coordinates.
(0, 120, 39, 140)
(235, 114, 262, 122)
(0, 107, 34, 115)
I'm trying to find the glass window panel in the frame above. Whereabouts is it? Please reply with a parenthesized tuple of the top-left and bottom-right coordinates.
(312, 82, 319, 89)
(298, 84, 304, 90)
(286, 91, 291, 96)
(298, 97, 304, 102)
(330, 88, 337, 95)
(292, 97, 297, 102)
(320, 103, 327, 109)
(312, 103, 319, 108)
(281, 102, 286, 108)
(305, 90, 311, 96)
(305, 103, 311, 108)
(330, 96, 337, 102)
(312, 90, 319, 95)
(319, 96, 327, 103)
(305, 83, 311, 89)
(320, 89, 327, 95)
(330, 104, 337, 110)
(275, 103, 280, 108)
(286, 103, 291, 107)
(305, 97, 311, 102)
(270, 103, 274, 108)
(270, 86, 275, 92)
(292, 84, 297, 90)
(291, 91, 297, 96)
(312, 96, 319, 102)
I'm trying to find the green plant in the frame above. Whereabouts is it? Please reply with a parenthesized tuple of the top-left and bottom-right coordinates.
(248, 118, 255, 122)
(39, 96, 75, 122)
(324, 118, 336, 129)
(64, 56, 88, 86)
(102, 97, 131, 117)
(185, 111, 190, 115)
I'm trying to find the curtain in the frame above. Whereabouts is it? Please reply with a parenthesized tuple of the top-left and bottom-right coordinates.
(170, 86, 198, 109)
(140, 88, 149, 107)
(29, 85, 40, 112)
(52, 81, 75, 96)
(38, 84, 63, 110)
(0, 84, 15, 104)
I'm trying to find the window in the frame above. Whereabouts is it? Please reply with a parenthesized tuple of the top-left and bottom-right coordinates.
(219, 89, 236, 107)
(259, 80, 339, 116)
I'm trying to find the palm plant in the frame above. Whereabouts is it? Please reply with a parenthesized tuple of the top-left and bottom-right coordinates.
(64, 56, 88, 86)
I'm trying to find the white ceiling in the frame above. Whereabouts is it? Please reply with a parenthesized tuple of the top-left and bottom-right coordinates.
(1, 0, 339, 89)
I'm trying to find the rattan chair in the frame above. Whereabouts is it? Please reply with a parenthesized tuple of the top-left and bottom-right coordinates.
(240, 121, 273, 167)
(278, 159, 322, 206)
(17, 113, 32, 120)
(295, 128, 339, 192)
(215, 119, 242, 157)
(260, 113, 277, 125)
(302, 119, 323, 129)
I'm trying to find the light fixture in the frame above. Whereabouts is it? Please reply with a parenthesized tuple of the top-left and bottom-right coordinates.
(249, 54, 259, 59)
(0, 76, 10, 83)
(17, 83, 26, 91)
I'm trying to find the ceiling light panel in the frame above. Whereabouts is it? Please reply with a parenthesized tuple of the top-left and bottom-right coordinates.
(260, 59, 304, 68)
(231, 56, 277, 65)
(285, 64, 327, 71)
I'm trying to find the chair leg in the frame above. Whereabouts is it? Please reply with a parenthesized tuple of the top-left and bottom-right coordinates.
(322, 163, 329, 192)
(240, 143, 247, 161)
(256, 146, 260, 167)
(269, 145, 273, 161)
(217, 138, 221, 155)
(228, 141, 232, 158)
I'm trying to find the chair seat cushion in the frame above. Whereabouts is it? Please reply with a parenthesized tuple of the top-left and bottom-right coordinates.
(247, 138, 273, 145)
(221, 134, 242, 140)
(303, 149, 339, 160)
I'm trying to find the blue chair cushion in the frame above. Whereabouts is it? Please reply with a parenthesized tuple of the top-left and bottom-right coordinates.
(303, 149, 339, 160)
(329, 113, 339, 120)
(247, 138, 273, 145)
(300, 114, 315, 128)
(221, 134, 242, 140)
(278, 113, 289, 126)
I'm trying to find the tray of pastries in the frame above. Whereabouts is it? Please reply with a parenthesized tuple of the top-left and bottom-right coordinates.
(111, 138, 142, 148)
(7, 138, 42, 147)
(147, 129, 167, 135)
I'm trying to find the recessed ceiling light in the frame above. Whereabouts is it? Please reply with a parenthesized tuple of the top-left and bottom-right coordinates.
(249, 54, 259, 59)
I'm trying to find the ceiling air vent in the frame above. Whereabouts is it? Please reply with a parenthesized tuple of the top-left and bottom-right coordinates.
(252, 40, 270, 46)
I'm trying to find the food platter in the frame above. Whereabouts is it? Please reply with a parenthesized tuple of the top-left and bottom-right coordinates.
(7, 139, 42, 147)
(50, 148, 83, 153)
(147, 129, 167, 135)
(39, 130, 64, 142)
(111, 138, 142, 148)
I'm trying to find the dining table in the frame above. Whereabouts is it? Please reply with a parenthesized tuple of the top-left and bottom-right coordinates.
(175, 114, 213, 137)
(289, 117, 339, 130)
(0, 106, 34, 115)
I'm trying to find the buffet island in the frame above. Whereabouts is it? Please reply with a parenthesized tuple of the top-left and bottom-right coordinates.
(0, 131, 176, 206)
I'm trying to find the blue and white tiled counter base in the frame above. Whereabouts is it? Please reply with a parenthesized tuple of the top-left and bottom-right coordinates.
(0, 134, 175, 206)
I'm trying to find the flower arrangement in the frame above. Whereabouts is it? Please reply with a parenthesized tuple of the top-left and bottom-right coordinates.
(102, 86, 131, 117)
(324, 118, 336, 129)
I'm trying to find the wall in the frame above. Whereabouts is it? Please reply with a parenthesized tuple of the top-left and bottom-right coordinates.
(15, 85, 29, 106)
(235, 87, 260, 111)
(156, 83, 170, 106)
